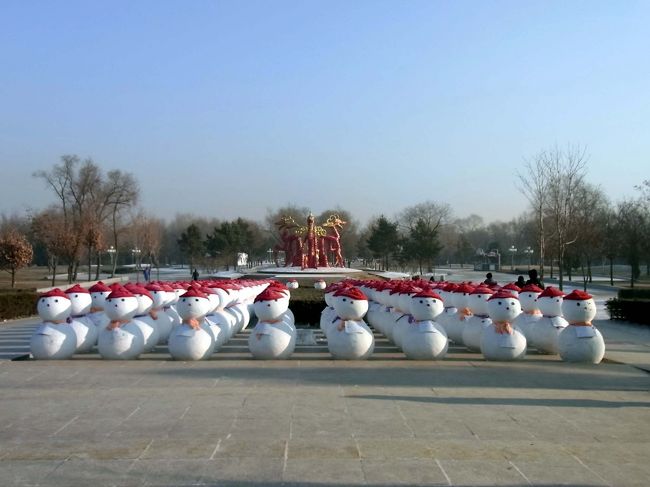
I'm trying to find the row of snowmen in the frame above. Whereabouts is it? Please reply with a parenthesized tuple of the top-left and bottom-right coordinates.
(320, 278, 605, 363)
(30, 279, 292, 361)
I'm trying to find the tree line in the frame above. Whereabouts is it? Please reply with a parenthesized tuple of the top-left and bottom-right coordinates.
(1, 150, 649, 289)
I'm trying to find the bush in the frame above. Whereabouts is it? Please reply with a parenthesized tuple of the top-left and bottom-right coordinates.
(0, 290, 38, 320)
(606, 298, 650, 324)
(617, 288, 650, 300)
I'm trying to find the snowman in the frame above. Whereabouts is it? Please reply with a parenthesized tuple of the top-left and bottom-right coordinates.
(320, 283, 341, 337)
(97, 286, 145, 360)
(327, 287, 374, 360)
(125, 284, 160, 352)
(461, 286, 495, 352)
(481, 290, 527, 361)
(529, 286, 568, 354)
(401, 289, 448, 360)
(144, 283, 173, 343)
(168, 286, 216, 361)
(448, 283, 475, 346)
(30, 288, 77, 359)
(87, 281, 111, 332)
(248, 287, 296, 359)
(65, 284, 99, 353)
(512, 284, 543, 342)
(314, 279, 327, 290)
(558, 290, 605, 364)
(501, 283, 521, 297)
(436, 283, 459, 342)
(287, 278, 299, 289)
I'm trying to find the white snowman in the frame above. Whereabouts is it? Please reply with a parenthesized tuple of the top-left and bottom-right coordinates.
(168, 287, 216, 360)
(30, 288, 77, 359)
(287, 279, 299, 289)
(327, 287, 374, 360)
(320, 283, 341, 336)
(558, 290, 605, 364)
(461, 286, 494, 352)
(144, 283, 173, 343)
(64, 284, 99, 353)
(249, 287, 296, 359)
(512, 284, 543, 341)
(97, 286, 145, 360)
(126, 284, 160, 352)
(314, 279, 327, 290)
(401, 289, 448, 360)
(448, 283, 475, 346)
(481, 290, 527, 361)
(436, 283, 459, 342)
(87, 281, 111, 332)
(501, 283, 521, 298)
(530, 286, 568, 354)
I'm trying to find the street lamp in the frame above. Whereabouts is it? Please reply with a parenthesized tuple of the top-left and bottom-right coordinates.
(509, 245, 517, 271)
(107, 246, 117, 278)
(523, 246, 534, 269)
(131, 247, 141, 282)
(267, 248, 273, 265)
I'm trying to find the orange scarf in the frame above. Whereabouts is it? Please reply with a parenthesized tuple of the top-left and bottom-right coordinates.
(525, 310, 542, 316)
(182, 318, 201, 330)
(494, 321, 513, 335)
(149, 310, 158, 320)
(459, 307, 473, 321)
(572, 321, 593, 327)
(108, 319, 130, 330)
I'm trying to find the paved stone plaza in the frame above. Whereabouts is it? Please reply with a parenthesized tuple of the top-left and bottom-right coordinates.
(1, 336, 649, 486)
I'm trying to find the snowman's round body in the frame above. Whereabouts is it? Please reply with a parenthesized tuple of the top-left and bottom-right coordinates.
(233, 302, 251, 331)
(66, 286, 98, 353)
(327, 288, 374, 359)
(481, 293, 526, 361)
(88, 287, 111, 332)
(248, 320, 296, 359)
(401, 319, 448, 360)
(30, 291, 77, 360)
(147, 286, 173, 343)
(168, 291, 215, 361)
(558, 292, 604, 364)
(314, 280, 326, 290)
(513, 287, 543, 341)
(327, 319, 375, 360)
(449, 289, 472, 345)
(98, 294, 145, 360)
(462, 288, 493, 352)
(530, 294, 567, 354)
(129, 292, 159, 352)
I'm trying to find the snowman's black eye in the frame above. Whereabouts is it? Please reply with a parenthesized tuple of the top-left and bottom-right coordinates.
(556, 299, 560, 302)
(75, 294, 78, 298)
(41, 299, 45, 303)
(342, 298, 347, 302)
(195, 299, 199, 302)
(267, 303, 270, 307)
(576, 302, 580, 306)
(420, 300, 423, 303)
(121, 298, 125, 302)
(182, 298, 186, 302)
(55, 299, 58, 303)
(511, 302, 515, 306)
(498, 301, 502, 305)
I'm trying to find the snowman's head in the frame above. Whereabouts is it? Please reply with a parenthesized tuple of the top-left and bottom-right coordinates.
(519, 285, 543, 312)
(453, 284, 475, 309)
(37, 288, 72, 322)
(314, 279, 327, 290)
(125, 284, 154, 315)
(89, 281, 111, 310)
(487, 291, 522, 322)
(105, 287, 139, 320)
(410, 289, 444, 321)
(398, 287, 419, 314)
(160, 284, 176, 306)
(177, 287, 212, 319)
(323, 283, 341, 308)
(144, 283, 167, 309)
(65, 284, 92, 316)
(562, 290, 597, 323)
(467, 286, 494, 315)
(253, 287, 289, 321)
(203, 287, 220, 313)
(332, 286, 369, 320)
(287, 279, 299, 289)
(501, 283, 521, 298)
(536, 287, 564, 316)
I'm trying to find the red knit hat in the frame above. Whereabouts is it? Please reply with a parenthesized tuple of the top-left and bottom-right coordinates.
(538, 286, 565, 298)
(563, 290, 593, 300)
(65, 284, 89, 294)
(502, 283, 521, 292)
(455, 284, 475, 294)
(125, 284, 153, 301)
(144, 283, 164, 292)
(109, 282, 123, 291)
(89, 281, 111, 293)
(488, 290, 520, 301)
(180, 287, 208, 300)
(470, 286, 495, 295)
(254, 288, 286, 302)
(520, 284, 543, 293)
(333, 287, 368, 301)
(107, 287, 136, 300)
(442, 283, 459, 292)
(39, 288, 70, 300)
(412, 289, 443, 301)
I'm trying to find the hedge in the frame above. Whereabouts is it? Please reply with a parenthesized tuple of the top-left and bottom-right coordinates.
(617, 288, 650, 300)
(606, 288, 650, 325)
(287, 287, 326, 326)
(0, 290, 38, 320)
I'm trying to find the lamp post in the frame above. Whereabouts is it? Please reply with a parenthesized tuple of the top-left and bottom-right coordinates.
(509, 245, 517, 271)
(267, 248, 273, 265)
(107, 246, 117, 278)
(131, 247, 141, 282)
(523, 246, 534, 269)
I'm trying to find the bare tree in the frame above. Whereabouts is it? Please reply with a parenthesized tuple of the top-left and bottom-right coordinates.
(517, 153, 551, 277)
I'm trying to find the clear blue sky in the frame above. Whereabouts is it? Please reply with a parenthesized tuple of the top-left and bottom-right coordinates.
(1, 0, 648, 225)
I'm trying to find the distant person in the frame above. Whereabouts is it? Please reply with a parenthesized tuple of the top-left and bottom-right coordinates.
(483, 272, 497, 286)
(515, 275, 526, 288)
(526, 269, 545, 289)
(143, 266, 151, 282)
(192, 268, 199, 281)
